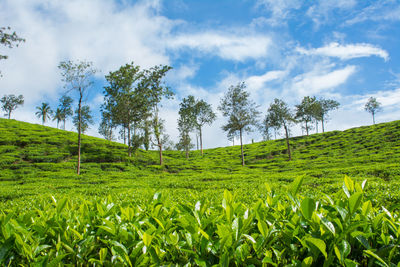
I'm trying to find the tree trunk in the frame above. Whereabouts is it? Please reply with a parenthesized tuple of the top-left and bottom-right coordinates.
(284, 124, 291, 161)
(57, 121, 59, 129)
(127, 123, 131, 157)
(372, 112, 375, 125)
(305, 121, 309, 136)
(315, 121, 318, 133)
(200, 127, 203, 156)
(185, 146, 189, 159)
(158, 140, 163, 165)
(322, 117, 325, 133)
(240, 128, 245, 166)
(196, 134, 199, 151)
(77, 89, 82, 175)
(8, 111, 11, 119)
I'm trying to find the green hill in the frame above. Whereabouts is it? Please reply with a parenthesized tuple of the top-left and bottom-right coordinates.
(2, 118, 400, 265)
(1, 117, 400, 205)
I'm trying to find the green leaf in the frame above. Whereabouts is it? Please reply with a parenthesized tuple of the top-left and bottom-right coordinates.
(363, 250, 389, 267)
(302, 256, 313, 267)
(257, 220, 269, 237)
(344, 176, 354, 194)
(56, 198, 68, 214)
(290, 176, 304, 196)
(143, 232, 153, 247)
(301, 198, 316, 220)
(304, 237, 327, 259)
(349, 192, 363, 215)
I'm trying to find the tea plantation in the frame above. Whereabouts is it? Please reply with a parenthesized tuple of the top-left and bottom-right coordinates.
(1, 118, 400, 265)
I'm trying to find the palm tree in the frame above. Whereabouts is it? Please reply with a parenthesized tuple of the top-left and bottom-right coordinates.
(53, 108, 64, 129)
(35, 102, 53, 125)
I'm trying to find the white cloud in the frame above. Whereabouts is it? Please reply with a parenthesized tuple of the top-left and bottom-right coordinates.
(167, 32, 272, 62)
(297, 42, 389, 61)
(306, 0, 357, 27)
(255, 0, 302, 26)
(291, 65, 357, 95)
(345, 2, 400, 25)
(246, 70, 286, 91)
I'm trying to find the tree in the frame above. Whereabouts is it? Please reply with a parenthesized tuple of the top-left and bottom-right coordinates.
(103, 62, 146, 157)
(142, 65, 173, 165)
(295, 96, 317, 136)
(1, 94, 24, 119)
(58, 95, 73, 130)
(218, 82, 260, 166)
(35, 102, 53, 125)
(193, 97, 216, 156)
(73, 105, 93, 134)
(177, 96, 196, 159)
(58, 60, 97, 175)
(98, 108, 115, 141)
(364, 97, 382, 125)
(314, 98, 340, 133)
(267, 99, 295, 161)
(1, 26, 25, 76)
(53, 108, 63, 129)
(260, 115, 272, 141)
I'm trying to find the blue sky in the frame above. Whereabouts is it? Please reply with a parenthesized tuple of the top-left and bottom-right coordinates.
(1, 0, 400, 148)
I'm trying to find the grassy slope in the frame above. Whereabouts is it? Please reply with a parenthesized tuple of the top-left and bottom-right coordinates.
(1, 118, 400, 207)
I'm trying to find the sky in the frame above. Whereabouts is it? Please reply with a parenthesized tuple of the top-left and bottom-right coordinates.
(1, 0, 400, 149)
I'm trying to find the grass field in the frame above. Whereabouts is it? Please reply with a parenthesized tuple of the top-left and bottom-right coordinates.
(1, 118, 400, 265)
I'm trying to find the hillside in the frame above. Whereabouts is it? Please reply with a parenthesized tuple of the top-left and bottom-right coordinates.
(1, 118, 400, 206)
(2, 118, 400, 265)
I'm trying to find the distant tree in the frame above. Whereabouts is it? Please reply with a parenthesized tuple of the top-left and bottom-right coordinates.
(364, 97, 382, 125)
(1, 94, 24, 119)
(53, 108, 63, 129)
(141, 65, 173, 165)
(58, 60, 97, 175)
(1, 26, 25, 76)
(35, 102, 53, 125)
(267, 99, 295, 161)
(98, 109, 115, 141)
(73, 105, 93, 134)
(313, 98, 340, 133)
(218, 82, 260, 166)
(142, 119, 151, 151)
(177, 96, 196, 159)
(193, 97, 216, 156)
(58, 95, 73, 130)
(103, 62, 148, 157)
(260, 114, 272, 141)
(295, 96, 317, 136)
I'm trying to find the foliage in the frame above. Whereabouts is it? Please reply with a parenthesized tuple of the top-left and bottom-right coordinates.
(365, 97, 382, 125)
(0, 26, 24, 76)
(1, 176, 400, 266)
(58, 60, 97, 175)
(219, 82, 260, 166)
(267, 98, 295, 160)
(73, 105, 93, 134)
(314, 98, 340, 133)
(35, 102, 53, 125)
(58, 95, 73, 130)
(295, 96, 317, 136)
(177, 96, 196, 158)
(0, 94, 24, 119)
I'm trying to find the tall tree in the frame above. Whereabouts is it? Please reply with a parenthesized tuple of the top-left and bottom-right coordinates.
(295, 96, 317, 136)
(364, 97, 382, 125)
(35, 102, 53, 125)
(58, 60, 97, 175)
(314, 98, 340, 133)
(103, 62, 146, 157)
(193, 97, 216, 156)
(260, 115, 272, 141)
(1, 94, 24, 119)
(218, 82, 260, 166)
(98, 106, 115, 141)
(53, 108, 63, 129)
(58, 95, 73, 130)
(177, 96, 196, 159)
(142, 65, 173, 165)
(267, 99, 295, 161)
(1, 26, 24, 76)
(73, 105, 93, 134)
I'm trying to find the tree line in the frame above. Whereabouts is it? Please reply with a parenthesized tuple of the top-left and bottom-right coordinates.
(1, 26, 385, 172)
